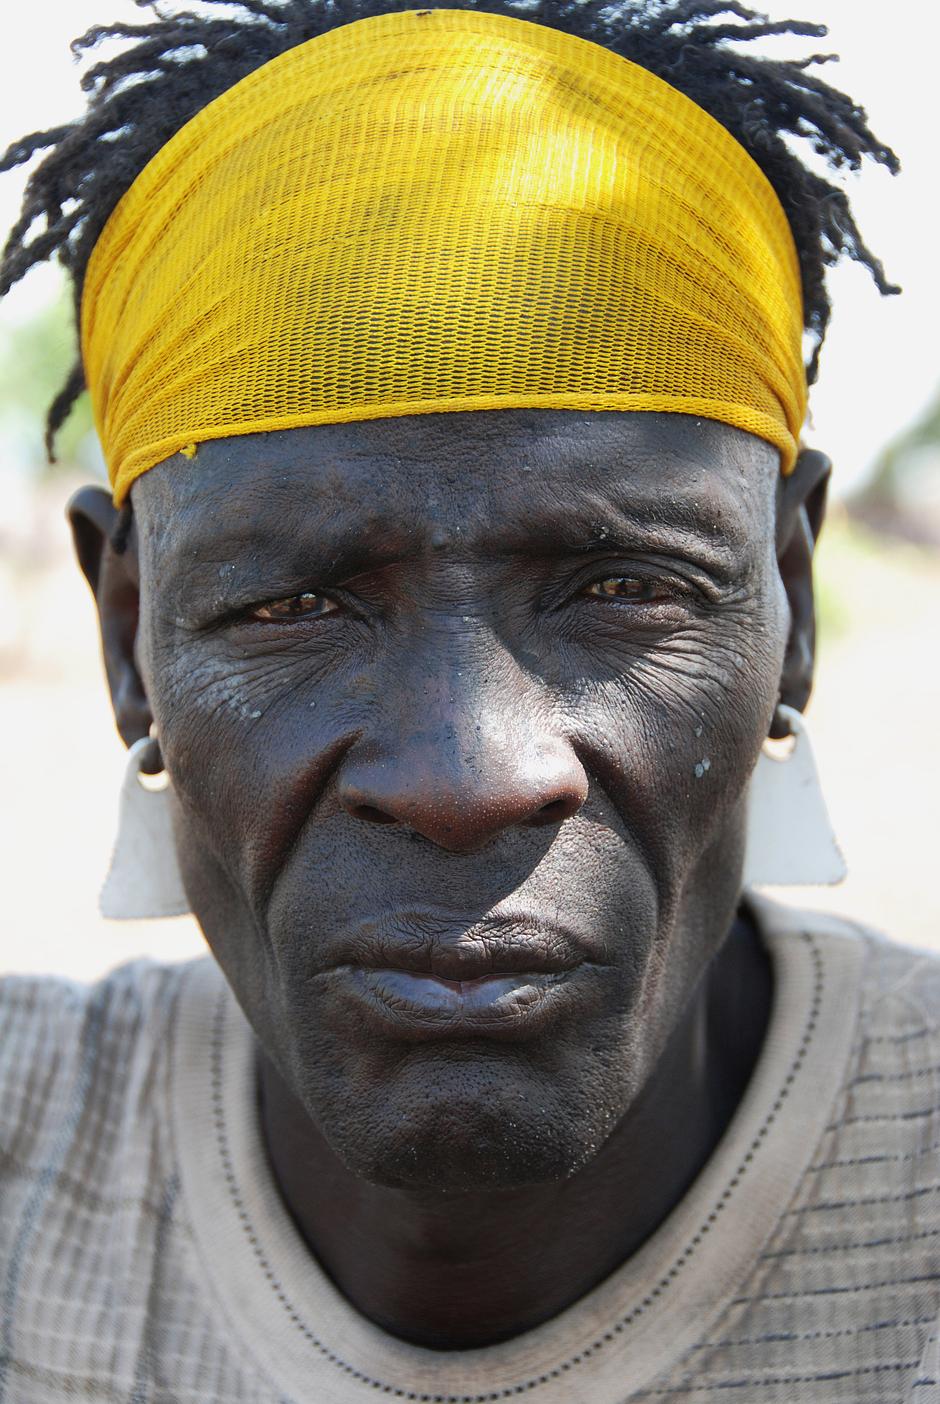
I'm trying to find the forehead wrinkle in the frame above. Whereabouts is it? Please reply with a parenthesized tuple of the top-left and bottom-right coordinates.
(132, 413, 779, 582)
(389, 415, 779, 558)
(137, 474, 420, 591)
(475, 474, 764, 567)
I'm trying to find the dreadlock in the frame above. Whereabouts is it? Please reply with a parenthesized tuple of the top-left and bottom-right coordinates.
(1, 0, 899, 463)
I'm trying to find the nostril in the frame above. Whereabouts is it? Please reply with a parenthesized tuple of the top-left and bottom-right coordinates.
(529, 796, 577, 827)
(349, 804, 399, 826)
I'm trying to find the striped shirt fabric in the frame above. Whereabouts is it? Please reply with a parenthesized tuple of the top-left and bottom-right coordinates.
(2, 895, 940, 1403)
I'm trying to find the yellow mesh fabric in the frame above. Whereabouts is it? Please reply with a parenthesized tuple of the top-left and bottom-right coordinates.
(81, 8, 808, 504)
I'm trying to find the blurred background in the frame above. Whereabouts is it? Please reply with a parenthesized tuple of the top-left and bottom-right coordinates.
(1, 1, 938, 980)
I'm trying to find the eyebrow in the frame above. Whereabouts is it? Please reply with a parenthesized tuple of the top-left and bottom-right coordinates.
(169, 479, 749, 613)
(165, 498, 416, 607)
(492, 498, 748, 575)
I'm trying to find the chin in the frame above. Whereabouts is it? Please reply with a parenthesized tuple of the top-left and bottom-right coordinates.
(303, 1051, 621, 1193)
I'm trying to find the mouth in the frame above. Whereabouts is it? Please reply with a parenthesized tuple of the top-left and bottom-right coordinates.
(321, 912, 595, 1042)
(329, 966, 584, 1041)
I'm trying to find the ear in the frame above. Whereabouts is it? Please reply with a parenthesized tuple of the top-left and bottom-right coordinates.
(771, 447, 831, 738)
(68, 486, 155, 757)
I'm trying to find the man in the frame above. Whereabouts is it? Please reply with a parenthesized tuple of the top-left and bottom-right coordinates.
(3, 2, 937, 1401)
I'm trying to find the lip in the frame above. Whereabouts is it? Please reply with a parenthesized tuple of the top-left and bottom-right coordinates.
(318, 910, 599, 1041)
(328, 965, 586, 1042)
(330, 911, 587, 981)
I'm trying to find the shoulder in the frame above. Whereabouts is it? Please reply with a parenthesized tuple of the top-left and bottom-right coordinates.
(749, 893, 940, 1037)
(856, 927, 940, 1042)
(800, 904, 940, 1047)
(755, 897, 940, 1200)
(750, 895, 940, 1171)
(694, 901, 940, 1399)
(0, 958, 203, 1172)
(841, 922, 940, 1131)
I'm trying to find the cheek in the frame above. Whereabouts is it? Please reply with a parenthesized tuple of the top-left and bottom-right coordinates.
(568, 596, 787, 892)
(144, 622, 375, 893)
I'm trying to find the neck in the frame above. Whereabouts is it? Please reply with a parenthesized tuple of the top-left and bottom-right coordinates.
(258, 910, 771, 1349)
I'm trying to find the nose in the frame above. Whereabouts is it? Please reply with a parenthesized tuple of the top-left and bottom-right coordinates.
(336, 725, 588, 853)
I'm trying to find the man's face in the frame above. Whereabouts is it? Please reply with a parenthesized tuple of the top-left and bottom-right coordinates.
(132, 410, 788, 1191)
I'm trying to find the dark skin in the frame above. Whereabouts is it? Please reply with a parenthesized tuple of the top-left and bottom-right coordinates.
(70, 410, 829, 1349)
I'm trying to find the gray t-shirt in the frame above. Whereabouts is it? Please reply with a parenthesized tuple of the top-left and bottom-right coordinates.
(2, 896, 939, 1403)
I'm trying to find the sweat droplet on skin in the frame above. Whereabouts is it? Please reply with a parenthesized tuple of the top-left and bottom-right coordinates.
(694, 758, 711, 778)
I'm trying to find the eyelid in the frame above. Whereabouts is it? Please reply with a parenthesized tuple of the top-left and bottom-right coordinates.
(246, 590, 339, 622)
(562, 559, 700, 606)
(609, 547, 732, 595)
(581, 573, 687, 609)
(585, 574, 666, 599)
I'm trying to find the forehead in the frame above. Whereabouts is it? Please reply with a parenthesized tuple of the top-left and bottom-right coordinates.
(133, 409, 779, 563)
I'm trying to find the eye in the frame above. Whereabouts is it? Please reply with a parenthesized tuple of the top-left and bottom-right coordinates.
(584, 576, 669, 604)
(248, 591, 338, 622)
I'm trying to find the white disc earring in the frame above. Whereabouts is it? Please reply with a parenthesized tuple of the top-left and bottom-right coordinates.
(99, 736, 191, 920)
(742, 703, 846, 888)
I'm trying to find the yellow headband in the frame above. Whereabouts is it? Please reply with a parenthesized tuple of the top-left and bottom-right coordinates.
(81, 8, 807, 504)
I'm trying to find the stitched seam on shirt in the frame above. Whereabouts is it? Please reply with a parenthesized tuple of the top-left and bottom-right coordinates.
(732, 1273, 940, 1305)
(866, 1027, 933, 1046)
(851, 1062, 940, 1085)
(762, 1224, 940, 1258)
(689, 1312, 937, 1351)
(783, 1180, 940, 1214)
(825, 1106, 937, 1130)
(809, 1139, 940, 1172)
(213, 930, 825, 1402)
(637, 1358, 920, 1395)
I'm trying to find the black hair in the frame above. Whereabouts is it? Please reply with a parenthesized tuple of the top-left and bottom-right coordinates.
(1, 0, 899, 464)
